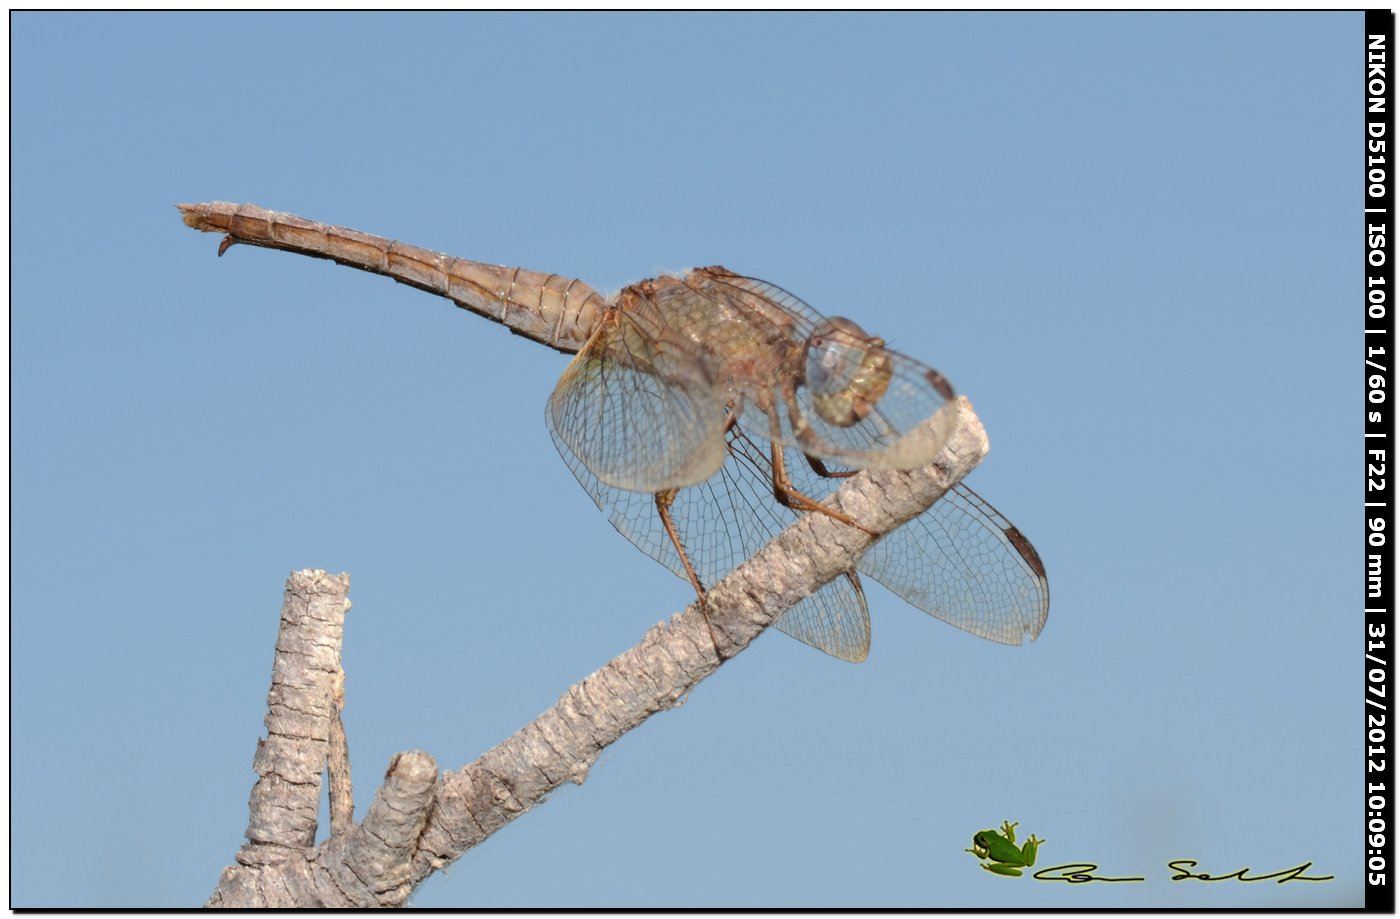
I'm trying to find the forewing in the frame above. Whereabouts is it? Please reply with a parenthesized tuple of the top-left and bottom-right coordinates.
(858, 483, 1049, 645)
(547, 309, 729, 494)
(697, 272, 958, 471)
(560, 420, 871, 662)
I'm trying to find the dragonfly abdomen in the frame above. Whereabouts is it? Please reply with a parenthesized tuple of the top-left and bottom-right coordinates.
(177, 202, 606, 354)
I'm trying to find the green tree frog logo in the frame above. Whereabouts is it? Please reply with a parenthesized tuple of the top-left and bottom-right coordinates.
(966, 821, 1044, 877)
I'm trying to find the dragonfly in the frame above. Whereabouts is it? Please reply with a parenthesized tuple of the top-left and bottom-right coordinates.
(179, 203, 1049, 662)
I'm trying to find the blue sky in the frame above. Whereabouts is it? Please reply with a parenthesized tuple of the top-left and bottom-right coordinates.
(12, 12, 1361, 908)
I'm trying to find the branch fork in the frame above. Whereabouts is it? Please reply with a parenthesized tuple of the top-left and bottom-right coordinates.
(206, 400, 987, 907)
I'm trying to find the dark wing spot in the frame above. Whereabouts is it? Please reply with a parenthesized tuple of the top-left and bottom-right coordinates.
(924, 368, 955, 401)
(1004, 525, 1047, 579)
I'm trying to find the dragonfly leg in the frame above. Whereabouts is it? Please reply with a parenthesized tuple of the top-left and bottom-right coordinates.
(655, 489, 723, 656)
(769, 441, 879, 537)
(805, 455, 857, 479)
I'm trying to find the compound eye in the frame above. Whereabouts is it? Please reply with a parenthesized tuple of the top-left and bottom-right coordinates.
(804, 316, 893, 427)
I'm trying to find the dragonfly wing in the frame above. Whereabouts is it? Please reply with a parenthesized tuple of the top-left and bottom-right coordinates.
(772, 572, 871, 662)
(857, 483, 1049, 645)
(692, 270, 959, 472)
(563, 418, 872, 663)
(547, 308, 729, 494)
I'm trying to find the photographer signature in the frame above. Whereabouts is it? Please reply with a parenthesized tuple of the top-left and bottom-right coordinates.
(1031, 860, 1333, 884)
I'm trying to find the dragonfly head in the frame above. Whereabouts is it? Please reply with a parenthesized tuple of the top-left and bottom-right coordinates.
(803, 316, 894, 427)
